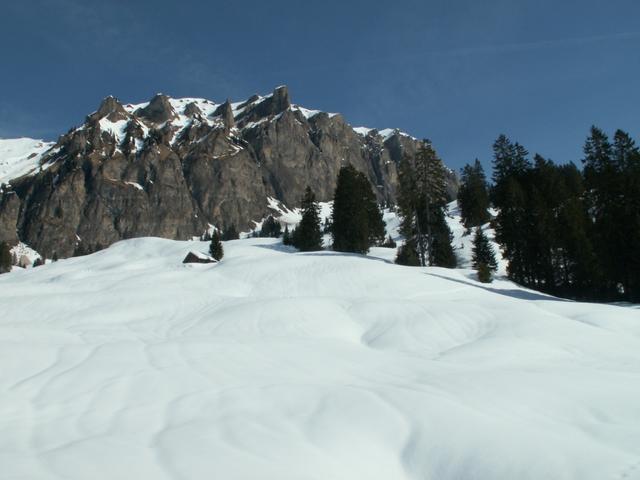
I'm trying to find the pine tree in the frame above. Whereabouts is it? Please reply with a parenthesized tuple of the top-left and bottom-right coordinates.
(260, 216, 282, 238)
(396, 142, 454, 266)
(472, 227, 497, 272)
(429, 209, 457, 268)
(222, 224, 239, 241)
(331, 165, 385, 254)
(395, 239, 421, 266)
(293, 186, 323, 252)
(458, 159, 490, 228)
(0, 242, 12, 274)
(282, 225, 292, 246)
(209, 231, 224, 260)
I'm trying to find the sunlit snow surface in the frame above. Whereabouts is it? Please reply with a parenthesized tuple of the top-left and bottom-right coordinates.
(1, 234, 640, 479)
(0, 138, 54, 184)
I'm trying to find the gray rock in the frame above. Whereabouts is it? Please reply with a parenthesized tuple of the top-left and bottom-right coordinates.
(0, 86, 457, 258)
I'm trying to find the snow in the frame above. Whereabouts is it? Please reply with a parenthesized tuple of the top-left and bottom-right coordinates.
(1, 234, 639, 480)
(124, 181, 144, 191)
(98, 118, 129, 144)
(0, 138, 54, 184)
(354, 126, 375, 136)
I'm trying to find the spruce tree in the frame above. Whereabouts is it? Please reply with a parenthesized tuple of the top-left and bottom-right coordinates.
(395, 239, 421, 266)
(0, 242, 12, 274)
(260, 216, 281, 238)
(209, 231, 224, 260)
(458, 159, 490, 228)
(395, 142, 454, 266)
(293, 186, 323, 252)
(282, 225, 292, 246)
(222, 225, 239, 241)
(331, 165, 385, 254)
(472, 227, 498, 272)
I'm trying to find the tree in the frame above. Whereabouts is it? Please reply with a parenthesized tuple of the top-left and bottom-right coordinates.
(209, 231, 224, 260)
(458, 159, 490, 228)
(472, 227, 497, 272)
(429, 209, 457, 268)
(396, 142, 454, 266)
(477, 263, 493, 283)
(282, 225, 292, 246)
(395, 239, 421, 266)
(0, 242, 12, 274)
(259, 216, 281, 238)
(33, 258, 44, 267)
(222, 224, 239, 241)
(331, 165, 385, 254)
(292, 186, 323, 252)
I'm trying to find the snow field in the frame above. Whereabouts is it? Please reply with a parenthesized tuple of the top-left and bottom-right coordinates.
(1, 236, 640, 479)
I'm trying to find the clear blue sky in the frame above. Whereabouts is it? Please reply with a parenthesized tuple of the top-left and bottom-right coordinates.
(1, 0, 639, 171)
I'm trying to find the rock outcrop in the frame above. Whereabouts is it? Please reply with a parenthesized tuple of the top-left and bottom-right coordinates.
(0, 86, 458, 258)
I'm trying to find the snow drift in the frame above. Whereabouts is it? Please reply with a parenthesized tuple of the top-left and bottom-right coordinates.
(1, 234, 639, 479)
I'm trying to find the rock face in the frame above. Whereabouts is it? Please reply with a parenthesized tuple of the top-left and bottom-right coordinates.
(0, 86, 458, 258)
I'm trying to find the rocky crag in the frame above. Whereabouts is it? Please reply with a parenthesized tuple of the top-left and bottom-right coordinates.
(0, 86, 457, 258)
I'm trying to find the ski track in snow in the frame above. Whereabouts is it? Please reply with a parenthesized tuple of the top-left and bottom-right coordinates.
(1, 234, 640, 479)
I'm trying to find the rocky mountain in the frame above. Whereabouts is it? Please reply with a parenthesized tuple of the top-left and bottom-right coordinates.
(0, 86, 457, 258)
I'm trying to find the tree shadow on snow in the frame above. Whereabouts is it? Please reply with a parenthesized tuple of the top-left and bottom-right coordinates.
(425, 272, 572, 303)
(254, 244, 394, 265)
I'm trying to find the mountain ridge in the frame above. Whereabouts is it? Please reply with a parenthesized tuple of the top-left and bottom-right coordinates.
(0, 86, 457, 258)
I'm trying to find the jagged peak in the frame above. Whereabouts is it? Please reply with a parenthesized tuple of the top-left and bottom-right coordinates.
(184, 102, 203, 118)
(213, 100, 235, 128)
(90, 96, 128, 122)
(135, 94, 177, 124)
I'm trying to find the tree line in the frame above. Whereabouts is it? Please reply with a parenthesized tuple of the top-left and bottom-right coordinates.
(459, 127, 640, 302)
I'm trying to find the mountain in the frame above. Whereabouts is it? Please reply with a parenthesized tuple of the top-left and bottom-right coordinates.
(0, 86, 457, 258)
(1, 229, 638, 479)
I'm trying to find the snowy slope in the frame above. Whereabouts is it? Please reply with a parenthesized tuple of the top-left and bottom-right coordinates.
(0, 138, 54, 184)
(1, 236, 640, 480)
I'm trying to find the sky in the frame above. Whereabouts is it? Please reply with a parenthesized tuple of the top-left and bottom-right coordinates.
(1, 0, 639, 171)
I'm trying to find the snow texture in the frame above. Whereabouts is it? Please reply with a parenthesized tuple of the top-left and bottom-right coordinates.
(1, 207, 639, 479)
(0, 138, 54, 184)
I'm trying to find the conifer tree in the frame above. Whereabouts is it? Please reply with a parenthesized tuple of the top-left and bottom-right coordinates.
(260, 216, 281, 238)
(0, 242, 12, 274)
(458, 159, 490, 228)
(472, 227, 497, 272)
(209, 231, 224, 260)
(282, 225, 292, 246)
(331, 165, 385, 254)
(222, 224, 239, 241)
(396, 142, 454, 266)
(395, 239, 421, 266)
(293, 186, 323, 252)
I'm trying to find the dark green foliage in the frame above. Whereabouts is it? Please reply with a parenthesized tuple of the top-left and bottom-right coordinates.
(489, 129, 640, 301)
(292, 187, 323, 252)
(282, 225, 292, 246)
(259, 216, 282, 238)
(331, 165, 385, 254)
(472, 227, 497, 272)
(458, 159, 490, 228)
(0, 242, 12, 274)
(209, 231, 224, 261)
(581, 127, 640, 301)
(395, 240, 421, 266)
(201, 230, 212, 241)
(429, 209, 457, 268)
(477, 263, 493, 283)
(396, 142, 455, 266)
(52, 252, 59, 262)
(33, 258, 44, 267)
(222, 225, 239, 241)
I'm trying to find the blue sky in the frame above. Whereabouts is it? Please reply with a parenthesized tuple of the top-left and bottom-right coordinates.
(1, 0, 639, 171)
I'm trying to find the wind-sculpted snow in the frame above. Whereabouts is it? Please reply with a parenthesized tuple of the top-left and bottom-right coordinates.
(1, 238, 640, 479)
